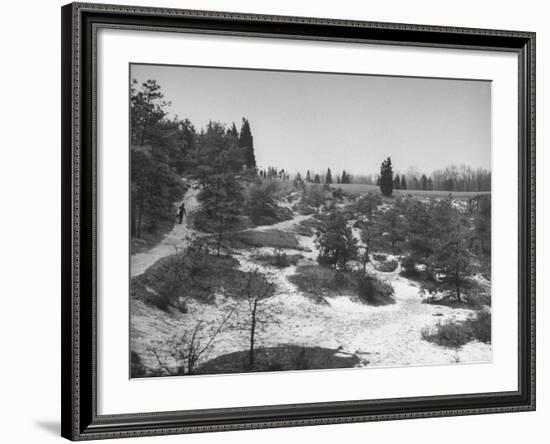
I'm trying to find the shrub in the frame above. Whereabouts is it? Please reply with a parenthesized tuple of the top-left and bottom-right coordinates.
(372, 253, 387, 262)
(400, 255, 418, 276)
(131, 249, 245, 310)
(421, 322, 472, 348)
(303, 184, 326, 208)
(465, 309, 491, 343)
(131, 351, 147, 378)
(354, 272, 395, 305)
(422, 310, 491, 348)
(253, 249, 302, 268)
(332, 187, 345, 200)
(230, 229, 300, 250)
(289, 265, 356, 296)
(315, 211, 358, 270)
(375, 259, 398, 272)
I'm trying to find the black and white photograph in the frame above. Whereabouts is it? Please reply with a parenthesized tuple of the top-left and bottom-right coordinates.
(129, 64, 492, 378)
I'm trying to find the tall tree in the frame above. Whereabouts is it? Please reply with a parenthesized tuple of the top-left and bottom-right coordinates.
(241, 270, 275, 369)
(325, 168, 333, 184)
(432, 206, 473, 302)
(313, 174, 321, 184)
(340, 170, 349, 183)
(238, 118, 256, 169)
(315, 211, 358, 270)
(393, 174, 401, 190)
(379, 157, 393, 197)
(227, 122, 239, 139)
(400, 174, 407, 190)
(421, 174, 428, 191)
(130, 79, 169, 148)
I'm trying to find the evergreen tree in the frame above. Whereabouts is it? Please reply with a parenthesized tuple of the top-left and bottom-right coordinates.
(421, 174, 428, 191)
(227, 122, 239, 139)
(315, 211, 358, 270)
(400, 174, 407, 190)
(393, 174, 401, 190)
(313, 174, 321, 184)
(431, 200, 473, 302)
(306, 170, 312, 182)
(238, 118, 256, 169)
(379, 157, 393, 197)
(325, 168, 333, 184)
(427, 178, 434, 191)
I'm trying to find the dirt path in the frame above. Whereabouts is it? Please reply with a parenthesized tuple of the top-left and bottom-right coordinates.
(131, 194, 491, 372)
(229, 229, 490, 368)
(130, 182, 200, 277)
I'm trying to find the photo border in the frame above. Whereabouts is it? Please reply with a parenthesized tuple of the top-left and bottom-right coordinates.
(61, 2, 535, 440)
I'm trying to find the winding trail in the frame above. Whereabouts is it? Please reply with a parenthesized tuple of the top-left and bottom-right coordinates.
(130, 182, 200, 277)
(130, 191, 491, 372)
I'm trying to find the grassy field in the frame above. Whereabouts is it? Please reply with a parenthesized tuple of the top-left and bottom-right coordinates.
(329, 183, 491, 198)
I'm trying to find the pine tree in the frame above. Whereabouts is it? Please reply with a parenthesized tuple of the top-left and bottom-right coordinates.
(315, 211, 358, 270)
(393, 174, 401, 190)
(421, 174, 428, 191)
(341, 170, 348, 184)
(306, 170, 312, 182)
(427, 178, 434, 191)
(314, 174, 321, 184)
(400, 175, 407, 190)
(238, 118, 256, 169)
(227, 122, 239, 139)
(379, 157, 393, 197)
(325, 168, 333, 184)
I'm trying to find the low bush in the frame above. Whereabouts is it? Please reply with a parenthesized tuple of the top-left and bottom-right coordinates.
(400, 255, 418, 276)
(375, 259, 398, 273)
(131, 244, 246, 310)
(289, 265, 356, 297)
(372, 253, 387, 262)
(229, 229, 301, 250)
(253, 249, 303, 268)
(290, 265, 394, 306)
(354, 272, 395, 305)
(421, 321, 472, 348)
(421, 310, 491, 348)
(290, 217, 324, 237)
(464, 309, 491, 343)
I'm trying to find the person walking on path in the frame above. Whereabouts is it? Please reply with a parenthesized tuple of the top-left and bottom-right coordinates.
(176, 202, 186, 224)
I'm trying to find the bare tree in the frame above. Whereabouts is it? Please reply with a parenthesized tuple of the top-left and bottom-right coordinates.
(147, 306, 236, 375)
(241, 270, 276, 370)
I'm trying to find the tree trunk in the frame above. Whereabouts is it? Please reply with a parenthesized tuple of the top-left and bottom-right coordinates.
(249, 302, 257, 369)
(455, 267, 461, 302)
(137, 204, 143, 239)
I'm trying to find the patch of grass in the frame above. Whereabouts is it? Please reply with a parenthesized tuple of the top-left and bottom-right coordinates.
(290, 217, 324, 236)
(252, 249, 303, 268)
(375, 259, 398, 273)
(289, 265, 394, 305)
(131, 248, 246, 311)
(229, 229, 301, 250)
(196, 345, 360, 374)
(289, 265, 357, 297)
(421, 310, 491, 348)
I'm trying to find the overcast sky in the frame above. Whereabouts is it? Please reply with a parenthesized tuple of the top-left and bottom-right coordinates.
(131, 63, 491, 176)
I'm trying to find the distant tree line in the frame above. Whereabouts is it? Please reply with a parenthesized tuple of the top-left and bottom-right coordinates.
(293, 163, 490, 193)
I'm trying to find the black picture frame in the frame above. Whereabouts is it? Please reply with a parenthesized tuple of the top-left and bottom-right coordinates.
(61, 2, 536, 440)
